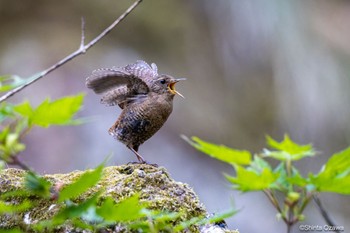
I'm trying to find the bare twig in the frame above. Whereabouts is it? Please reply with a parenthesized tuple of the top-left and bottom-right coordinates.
(263, 189, 294, 233)
(0, 0, 143, 103)
(8, 156, 32, 171)
(313, 194, 341, 233)
(263, 190, 283, 216)
(299, 191, 312, 213)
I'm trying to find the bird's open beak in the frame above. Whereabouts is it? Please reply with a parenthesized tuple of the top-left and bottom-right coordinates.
(168, 78, 186, 98)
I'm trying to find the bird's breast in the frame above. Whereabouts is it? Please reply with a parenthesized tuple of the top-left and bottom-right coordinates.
(135, 95, 173, 122)
(113, 94, 174, 145)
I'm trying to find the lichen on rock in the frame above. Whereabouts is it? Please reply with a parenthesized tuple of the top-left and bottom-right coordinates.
(0, 164, 238, 232)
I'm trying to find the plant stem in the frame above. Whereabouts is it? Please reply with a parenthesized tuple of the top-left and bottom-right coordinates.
(264, 190, 289, 224)
(299, 191, 312, 213)
(19, 125, 32, 140)
(264, 190, 282, 212)
(287, 206, 293, 233)
(286, 160, 292, 176)
(285, 159, 293, 191)
(8, 155, 32, 171)
(0, 0, 143, 103)
(313, 194, 341, 233)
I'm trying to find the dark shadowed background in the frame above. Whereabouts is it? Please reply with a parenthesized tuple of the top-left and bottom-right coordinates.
(1, 0, 350, 232)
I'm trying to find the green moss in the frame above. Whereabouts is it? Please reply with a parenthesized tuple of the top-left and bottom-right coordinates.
(0, 164, 238, 232)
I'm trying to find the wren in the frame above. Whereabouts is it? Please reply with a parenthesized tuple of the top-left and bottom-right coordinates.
(86, 60, 185, 163)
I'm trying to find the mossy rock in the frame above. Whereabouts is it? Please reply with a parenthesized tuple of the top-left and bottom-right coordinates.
(0, 164, 238, 232)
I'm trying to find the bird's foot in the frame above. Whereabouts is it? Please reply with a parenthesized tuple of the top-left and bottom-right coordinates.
(126, 145, 159, 167)
(127, 161, 159, 167)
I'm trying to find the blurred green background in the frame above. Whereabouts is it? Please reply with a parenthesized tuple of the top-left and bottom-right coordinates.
(1, 0, 350, 232)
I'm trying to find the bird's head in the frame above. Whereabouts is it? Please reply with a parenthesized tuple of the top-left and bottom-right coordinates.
(151, 75, 185, 98)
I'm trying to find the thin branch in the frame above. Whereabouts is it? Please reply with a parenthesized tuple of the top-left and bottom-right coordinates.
(263, 189, 291, 225)
(299, 191, 312, 213)
(264, 189, 283, 214)
(0, 0, 143, 103)
(8, 156, 32, 171)
(313, 194, 341, 233)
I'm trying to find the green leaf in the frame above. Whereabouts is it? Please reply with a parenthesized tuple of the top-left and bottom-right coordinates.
(1, 189, 31, 200)
(97, 194, 145, 222)
(69, 218, 95, 230)
(318, 146, 350, 177)
(39, 194, 101, 230)
(0, 102, 15, 122)
(95, 197, 116, 221)
(147, 210, 181, 222)
(58, 164, 103, 202)
(173, 208, 237, 232)
(310, 147, 350, 194)
(286, 169, 308, 187)
(226, 165, 278, 192)
(6, 134, 21, 148)
(249, 156, 271, 172)
(0, 200, 31, 214)
(54, 192, 101, 224)
(182, 136, 251, 165)
(270, 163, 307, 191)
(0, 126, 10, 143)
(127, 220, 151, 231)
(14, 94, 85, 128)
(13, 101, 33, 117)
(0, 160, 5, 170)
(80, 206, 103, 224)
(0, 229, 22, 233)
(310, 175, 350, 194)
(0, 126, 26, 160)
(173, 216, 202, 232)
(24, 171, 51, 198)
(0, 75, 26, 92)
(203, 208, 237, 225)
(127, 209, 181, 231)
(264, 134, 315, 161)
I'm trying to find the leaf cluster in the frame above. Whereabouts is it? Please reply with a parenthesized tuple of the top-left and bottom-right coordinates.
(0, 94, 84, 166)
(184, 134, 350, 231)
(185, 134, 350, 194)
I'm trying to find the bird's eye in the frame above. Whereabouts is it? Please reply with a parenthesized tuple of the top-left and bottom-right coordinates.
(160, 79, 166, 84)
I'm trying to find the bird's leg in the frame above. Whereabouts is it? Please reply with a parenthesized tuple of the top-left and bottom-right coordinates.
(127, 145, 158, 167)
(127, 145, 146, 163)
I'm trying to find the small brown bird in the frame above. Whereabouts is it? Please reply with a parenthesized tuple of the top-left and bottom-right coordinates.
(86, 60, 185, 163)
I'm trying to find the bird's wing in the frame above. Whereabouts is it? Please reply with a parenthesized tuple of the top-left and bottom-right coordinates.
(86, 68, 131, 94)
(100, 85, 129, 106)
(118, 60, 158, 81)
(100, 86, 148, 107)
(86, 68, 150, 107)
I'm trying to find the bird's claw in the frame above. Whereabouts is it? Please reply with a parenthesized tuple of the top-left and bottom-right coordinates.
(127, 161, 159, 167)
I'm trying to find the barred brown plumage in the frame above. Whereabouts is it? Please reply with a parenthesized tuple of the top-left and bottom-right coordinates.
(86, 60, 185, 163)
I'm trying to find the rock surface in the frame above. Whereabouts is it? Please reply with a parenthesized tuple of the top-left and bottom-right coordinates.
(0, 164, 238, 232)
